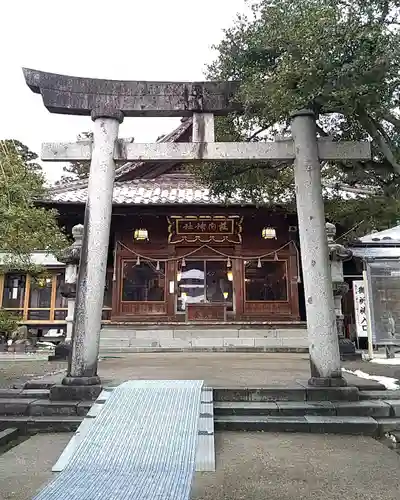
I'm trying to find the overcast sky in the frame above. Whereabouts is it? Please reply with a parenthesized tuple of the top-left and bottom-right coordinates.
(0, 0, 248, 184)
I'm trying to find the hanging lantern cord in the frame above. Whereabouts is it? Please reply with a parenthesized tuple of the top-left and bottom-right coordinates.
(117, 240, 300, 266)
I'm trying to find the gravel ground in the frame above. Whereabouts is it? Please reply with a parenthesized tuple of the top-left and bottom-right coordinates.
(0, 359, 67, 389)
(97, 352, 312, 387)
(192, 433, 400, 500)
(345, 359, 400, 383)
(1, 352, 400, 391)
(0, 433, 72, 500)
(1, 432, 399, 500)
(97, 352, 400, 388)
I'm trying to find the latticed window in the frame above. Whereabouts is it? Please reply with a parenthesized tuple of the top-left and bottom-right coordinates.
(0, 271, 67, 322)
(245, 261, 288, 301)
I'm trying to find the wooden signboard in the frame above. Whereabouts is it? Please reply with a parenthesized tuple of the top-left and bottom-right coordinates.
(167, 216, 242, 244)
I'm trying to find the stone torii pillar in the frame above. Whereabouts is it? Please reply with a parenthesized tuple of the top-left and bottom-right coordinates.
(66, 111, 122, 384)
(291, 111, 343, 385)
(23, 69, 371, 390)
(62, 111, 121, 399)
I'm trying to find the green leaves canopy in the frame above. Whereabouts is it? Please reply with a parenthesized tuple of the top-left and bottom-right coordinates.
(0, 140, 68, 271)
(199, 0, 400, 236)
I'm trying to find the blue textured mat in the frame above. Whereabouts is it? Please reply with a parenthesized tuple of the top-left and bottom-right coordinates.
(34, 380, 204, 499)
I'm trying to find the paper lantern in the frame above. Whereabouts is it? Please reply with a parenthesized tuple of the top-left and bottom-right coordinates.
(133, 228, 149, 241)
(262, 227, 277, 239)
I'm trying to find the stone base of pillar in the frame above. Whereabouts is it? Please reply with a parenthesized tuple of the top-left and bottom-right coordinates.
(50, 375, 102, 401)
(308, 376, 347, 387)
(50, 380, 102, 401)
(48, 341, 71, 361)
(386, 345, 396, 359)
(62, 375, 101, 386)
(339, 338, 362, 361)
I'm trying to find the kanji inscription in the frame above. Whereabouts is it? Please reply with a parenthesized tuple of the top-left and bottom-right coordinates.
(177, 218, 233, 235)
(167, 216, 242, 243)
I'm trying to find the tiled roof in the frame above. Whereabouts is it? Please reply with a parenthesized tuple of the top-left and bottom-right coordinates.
(49, 174, 366, 206)
(115, 118, 192, 180)
(47, 117, 373, 207)
(351, 247, 400, 259)
(47, 117, 253, 206)
(358, 224, 400, 244)
(48, 118, 192, 197)
(49, 176, 246, 205)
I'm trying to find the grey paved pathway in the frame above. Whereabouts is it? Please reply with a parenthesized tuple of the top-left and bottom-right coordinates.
(0, 359, 66, 389)
(3, 353, 400, 390)
(1, 432, 399, 500)
(192, 433, 400, 499)
(98, 352, 312, 387)
(346, 359, 400, 382)
(0, 433, 71, 500)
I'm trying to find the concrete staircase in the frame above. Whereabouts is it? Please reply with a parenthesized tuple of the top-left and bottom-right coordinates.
(1, 381, 400, 436)
(99, 325, 308, 352)
(212, 387, 400, 435)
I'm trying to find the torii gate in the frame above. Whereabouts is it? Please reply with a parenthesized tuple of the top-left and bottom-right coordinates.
(23, 68, 370, 398)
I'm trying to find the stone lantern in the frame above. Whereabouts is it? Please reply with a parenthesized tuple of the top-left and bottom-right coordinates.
(326, 222, 360, 360)
(49, 224, 83, 361)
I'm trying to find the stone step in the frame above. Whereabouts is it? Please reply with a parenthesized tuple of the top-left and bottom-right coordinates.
(19, 389, 51, 399)
(23, 381, 55, 390)
(101, 327, 307, 340)
(375, 418, 400, 434)
(0, 416, 82, 433)
(360, 390, 400, 400)
(0, 389, 50, 399)
(99, 327, 308, 351)
(214, 415, 385, 435)
(0, 399, 92, 417)
(213, 386, 360, 402)
(0, 413, 399, 436)
(342, 373, 385, 391)
(0, 399, 38, 416)
(98, 346, 308, 353)
(0, 427, 19, 446)
(214, 400, 392, 418)
(1, 396, 393, 419)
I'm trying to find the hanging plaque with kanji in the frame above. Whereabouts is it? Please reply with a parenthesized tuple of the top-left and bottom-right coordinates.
(167, 216, 242, 243)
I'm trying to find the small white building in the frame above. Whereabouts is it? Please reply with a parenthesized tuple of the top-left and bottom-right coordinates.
(350, 224, 400, 346)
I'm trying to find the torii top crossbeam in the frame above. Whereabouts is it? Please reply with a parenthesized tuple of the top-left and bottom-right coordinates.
(22, 68, 371, 163)
(22, 68, 241, 118)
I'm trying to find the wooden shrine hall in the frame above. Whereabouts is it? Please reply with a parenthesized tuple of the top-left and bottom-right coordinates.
(44, 117, 303, 327)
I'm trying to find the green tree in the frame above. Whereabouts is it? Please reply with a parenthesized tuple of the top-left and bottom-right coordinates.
(199, 0, 400, 237)
(55, 132, 92, 185)
(0, 140, 68, 270)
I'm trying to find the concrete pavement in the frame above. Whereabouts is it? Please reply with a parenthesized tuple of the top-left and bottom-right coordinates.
(192, 433, 400, 500)
(1, 432, 399, 500)
(97, 352, 312, 387)
(4, 352, 399, 390)
(4, 352, 400, 399)
(0, 433, 71, 500)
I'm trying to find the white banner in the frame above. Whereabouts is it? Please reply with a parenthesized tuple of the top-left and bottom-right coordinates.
(353, 280, 369, 339)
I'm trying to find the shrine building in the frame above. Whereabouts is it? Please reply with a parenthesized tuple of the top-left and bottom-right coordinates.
(0, 118, 311, 348)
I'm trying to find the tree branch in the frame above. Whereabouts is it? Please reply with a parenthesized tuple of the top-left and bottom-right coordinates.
(379, 1, 390, 23)
(356, 108, 400, 175)
(369, 114, 392, 143)
(322, 181, 378, 196)
(382, 112, 400, 130)
(315, 124, 329, 137)
(247, 127, 269, 141)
